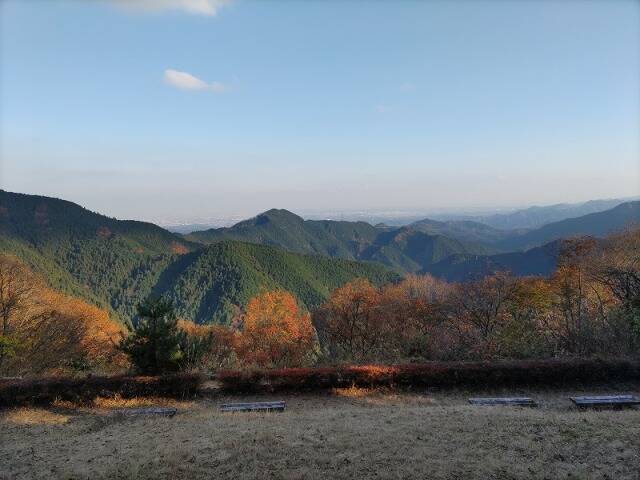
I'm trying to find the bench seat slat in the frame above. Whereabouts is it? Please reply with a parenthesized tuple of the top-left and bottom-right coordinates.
(570, 395, 640, 407)
(220, 401, 286, 412)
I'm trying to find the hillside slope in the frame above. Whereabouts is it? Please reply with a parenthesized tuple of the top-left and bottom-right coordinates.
(155, 241, 399, 323)
(0, 190, 193, 319)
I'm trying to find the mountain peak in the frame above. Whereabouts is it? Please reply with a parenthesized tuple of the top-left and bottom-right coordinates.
(254, 208, 303, 224)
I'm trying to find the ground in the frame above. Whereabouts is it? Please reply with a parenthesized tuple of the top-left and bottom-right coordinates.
(1, 385, 639, 480)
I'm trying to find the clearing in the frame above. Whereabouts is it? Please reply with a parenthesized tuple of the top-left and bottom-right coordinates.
(1, 386, 639, 479)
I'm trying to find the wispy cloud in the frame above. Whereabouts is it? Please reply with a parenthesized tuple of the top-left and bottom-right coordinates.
(164, 69, 227, 92)
(113, 0, 232, 16)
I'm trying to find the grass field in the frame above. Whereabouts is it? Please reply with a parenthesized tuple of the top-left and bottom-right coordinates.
(1, 386, 639, 480)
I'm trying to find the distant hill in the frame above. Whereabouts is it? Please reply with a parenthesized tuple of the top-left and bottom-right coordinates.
(186, 209, 492, 272)
(495, 201, 640, 251)
(420, 202, 640, 280)
(0, 191, 398, 324)
(409, 218, 517, 245)
(472, 198, 636, 230)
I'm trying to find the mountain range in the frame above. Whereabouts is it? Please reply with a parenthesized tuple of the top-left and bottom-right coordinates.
(185, 209, 494, 273)
(434, 197, 637, 230)
(1, 189, 638, 324)
(0, 191, 397, 324)
(185, 201, 639, 275)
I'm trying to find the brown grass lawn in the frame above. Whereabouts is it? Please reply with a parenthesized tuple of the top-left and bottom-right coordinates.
(1, 386, 639, 480)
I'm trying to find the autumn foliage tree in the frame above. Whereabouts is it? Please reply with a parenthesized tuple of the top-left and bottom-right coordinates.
(315, 276, 455, 362)
(235, 290, 316, 368)
(0, 254, 126, 375)
(177, 319, 238, 371)
(314, 279, 385, 361)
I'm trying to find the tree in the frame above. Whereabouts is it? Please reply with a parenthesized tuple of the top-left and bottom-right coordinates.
(0, 256, 38, 366)
(584, 229, 640, 349)
(448, 272, 517, 357)
(314, 279, 386, 361)
(176, 319, 213, 371)
(121, 297, 182, 374)
(387, 275, 454, 359)
(236, 290, 316, 368)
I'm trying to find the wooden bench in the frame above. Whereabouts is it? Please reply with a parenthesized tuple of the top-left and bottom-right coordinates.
(469, 397, 537, 407)
(570, 395, 640, 408)
(220, 401, 286, 413)
(114, 407, 177, 417)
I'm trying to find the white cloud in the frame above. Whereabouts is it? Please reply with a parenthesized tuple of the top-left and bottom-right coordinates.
(113, 0, 232, 16)
(164, 69, 227, 92)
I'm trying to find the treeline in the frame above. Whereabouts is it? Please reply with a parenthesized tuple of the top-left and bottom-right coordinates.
(117, 229, 640, 374)
(313, 230, 639, 363)
(1, 229, 638, 376)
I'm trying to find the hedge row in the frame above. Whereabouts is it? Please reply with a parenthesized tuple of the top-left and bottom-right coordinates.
(217, 359, 640, 393)
(0, 373, 203, 407)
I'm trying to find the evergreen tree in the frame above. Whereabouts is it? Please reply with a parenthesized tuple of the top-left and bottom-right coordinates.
(121, 297, 182, 374)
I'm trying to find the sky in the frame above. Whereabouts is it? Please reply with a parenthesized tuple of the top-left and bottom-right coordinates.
(1, 0, 639, 223)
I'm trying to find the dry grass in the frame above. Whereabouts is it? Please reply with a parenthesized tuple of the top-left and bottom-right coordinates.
(1, 386, 639, 479)
(3, 408, 69, 426)
(51, 395, 194, 411)
(331, 385, 383, 398)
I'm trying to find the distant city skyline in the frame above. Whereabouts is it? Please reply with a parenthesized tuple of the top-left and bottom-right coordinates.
(1, 0, 639, 222)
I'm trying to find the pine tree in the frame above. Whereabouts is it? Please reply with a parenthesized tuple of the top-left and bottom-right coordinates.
(121, 297, 182, 374)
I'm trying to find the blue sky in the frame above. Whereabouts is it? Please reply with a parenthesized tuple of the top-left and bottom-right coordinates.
(1, 0, 639, 222)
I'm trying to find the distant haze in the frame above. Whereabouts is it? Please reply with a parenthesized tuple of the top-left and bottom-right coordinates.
(1, 0, 639, 223)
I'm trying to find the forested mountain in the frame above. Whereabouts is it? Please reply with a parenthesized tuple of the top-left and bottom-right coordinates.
(154, 241, 399, 323)
(0, 191, 397, 324)
(186, 209, 492, 272)
(0, 190, 194, 318)
(185, 209, 381, 256)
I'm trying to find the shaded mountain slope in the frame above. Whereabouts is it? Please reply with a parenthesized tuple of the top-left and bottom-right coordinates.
(496, 201, 640, 251)
(425, 241, 562, 282)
